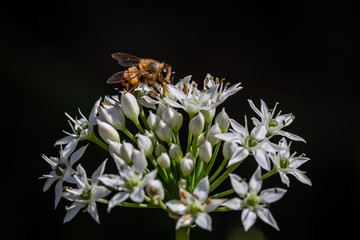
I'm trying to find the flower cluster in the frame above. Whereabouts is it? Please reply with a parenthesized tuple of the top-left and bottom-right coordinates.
(41, 73, 311, 237)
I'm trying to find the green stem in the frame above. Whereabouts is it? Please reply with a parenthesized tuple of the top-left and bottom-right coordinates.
(134, 119, 145, 134)
(122, 128, 137, 144)
(209, 157, 227, 183)
(139, 107, 150, 130)
(209, 160, 243, 193)
(176, 227, 190, 240)
(206, 141, 222, 176)
(96, 198, 159, 208)
(262, 167, 278, 180)
(90, 135, 109, 152)
(210, 189, 234, 198)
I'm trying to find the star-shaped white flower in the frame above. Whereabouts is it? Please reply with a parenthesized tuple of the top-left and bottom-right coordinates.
(223, 167, 286, 231)
(40, 139, 87, 208)
(62, 160, 111, 224)
(55, 98, 101, 146)
(166, 177, 225, 231)
(216, 117, 279, 170)
(269, 138, 312, 186)
(99, 151, 157, 211)
(248, 99, 305, 142)
(163, 74, 241, 116)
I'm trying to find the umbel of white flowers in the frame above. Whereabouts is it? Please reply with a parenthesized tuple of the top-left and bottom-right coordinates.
(40, 73, 311, 236)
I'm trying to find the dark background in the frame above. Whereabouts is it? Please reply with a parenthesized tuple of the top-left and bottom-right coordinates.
(2, 1, 359, 239)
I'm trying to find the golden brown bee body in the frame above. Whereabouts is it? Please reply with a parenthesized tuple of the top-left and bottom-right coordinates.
(107, 52, 174, 93)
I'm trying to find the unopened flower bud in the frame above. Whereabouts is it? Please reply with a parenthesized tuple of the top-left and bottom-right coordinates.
(131, 149, 147, 171)
(157, 152, 171, 169)
(120, 141, 134, 164)
(207, 124, 222, 146)
(198, 141, 212, 163)
(108, 140, 122, 158)
(222, 141, 238, 160)
(155, 120, 172, 142)
(98, 104, 125, 131)
(136, 134, 153, 157)
(156, 103, 167, 117)
(215, 108, 230, 133)
(189, 112, 205, 136)
(197, 133, 206, 147)
(181, 153, 195, 176)
(202, 99, 216, 124)
(154, 144, 167, 158)
(161, 107, 183, 132)
(98, 121, 120, 144)
(146, 179, 164, 204)
(121, 92, 140, 122)
(147, 111, 160, 132)
(169, 143, 183, 163)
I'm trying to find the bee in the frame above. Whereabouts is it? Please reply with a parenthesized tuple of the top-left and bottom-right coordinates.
(107, 52, 175, 94)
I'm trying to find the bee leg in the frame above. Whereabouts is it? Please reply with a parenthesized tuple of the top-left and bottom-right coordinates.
(149, 83, 161, 95)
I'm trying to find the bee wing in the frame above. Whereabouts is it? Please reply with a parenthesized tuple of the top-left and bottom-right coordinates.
(107, 70, 148, 84)
(111, 53, 142, 67)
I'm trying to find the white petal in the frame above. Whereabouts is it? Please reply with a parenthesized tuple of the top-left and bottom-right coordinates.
(130, 187, 145, 203)
(108, 192, 129, 211)
(92, 185, 111, 200)
(64, 202, 84, 223)
(251, 124, 267, 141)
(98, 174, 123, 189)
(257, 208, 279, 230)
(54, 135, 75, 146)
(176, 214, 194, 229)
(260, 188, 287, 203)
(193, 177, 209, 202)
(142, 169, 157, 186)
(230, 119, 247, 136)
(248, 99, 262, 118)
(131, 150, 147, 174)
(42, 175, 57, 192)
(241, 208, 257, 231)
(215, 132, 241, 142)
(229, 173, 248, 198)
(54, 180, 63, 209)
(87, 202, 100, 224)
(62, 138, 78, 160)
(253, 149, 271, 171)
(279, 172, 290, 186)
(273, 129, 306, 142)
(249, 167, 262, 194)
(288, 170, 312, 186)
(69, 144, 88, 165)
(91, 159, 108, 184)
(227, 148, 249, 168)
(166, 200, 187, 215)
(221, 197, 242, 210)
(195, 213, 212, 231)
(205, 198, 226, 212)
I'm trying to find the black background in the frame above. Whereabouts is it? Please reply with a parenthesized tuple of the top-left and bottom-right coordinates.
(2, 1, 359, 240)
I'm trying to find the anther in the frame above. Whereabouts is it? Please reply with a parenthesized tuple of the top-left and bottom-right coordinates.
(205, 197, 212, 204)
(180, 198, 187, 206)
(183, 84, 189, 95)
(193, 194, 199, 200)
(180, 191, 188, 199)
(184, 214, 191, 221)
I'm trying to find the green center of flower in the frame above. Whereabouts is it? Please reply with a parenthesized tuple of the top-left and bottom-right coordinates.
(247, 135, 258, 148)
(55, 163, 67, 176)
(81, 188, 92, 200)
(127, 178, 139, 189)
(268, 119, 278, 127)
(245, 193, 259, 207)
(76, 122, 89, 134)
(189, 201, 204, 216)
(280, 157, 290, 169)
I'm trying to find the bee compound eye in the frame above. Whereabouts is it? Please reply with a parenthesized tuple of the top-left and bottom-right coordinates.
(161, 68, 168, 78)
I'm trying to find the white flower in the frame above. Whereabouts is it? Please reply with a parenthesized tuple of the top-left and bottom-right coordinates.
(55, 98, 101, 146)
(136, 133, 154, 157)
(216, 117, 278, 170)
(98, 99, 126, 131)
(269, 138, 312, 186)
(180, 153, 195, 176)
(62, 160, 111, 224)
(166, 177, 225, 231)
(198, 141, 212, 163)
(40, 139, 87, 208)
(146, 179, 165, 204)
(97, 121, 120, 144)
(189, 112, 205, 136)
(223, 167, 286, 231)
(164, 74, 241, 116)
(248, 99, 305, 142)
(121, 92, 140, 123)
(99, 152, 157, 211)
(157, 152, 171, 169)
